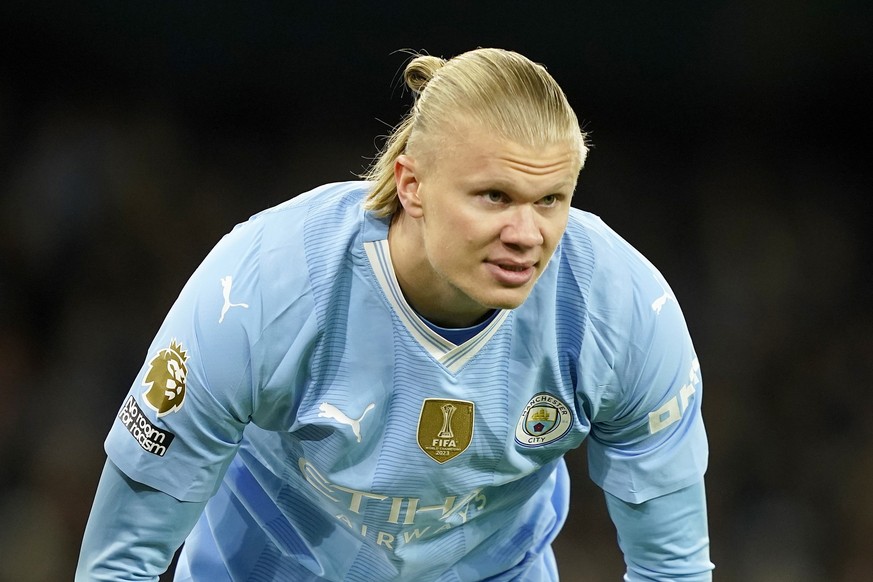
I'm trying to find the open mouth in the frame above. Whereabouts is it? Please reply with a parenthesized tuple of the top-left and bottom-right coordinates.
(486, 261, 537, 286)
(494, 259, 536, 271)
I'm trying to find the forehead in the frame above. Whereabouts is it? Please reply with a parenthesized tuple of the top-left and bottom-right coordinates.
(430, 122, 581, 191)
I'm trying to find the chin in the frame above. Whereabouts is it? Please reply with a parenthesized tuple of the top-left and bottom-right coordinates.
(481, 289, 534, 311)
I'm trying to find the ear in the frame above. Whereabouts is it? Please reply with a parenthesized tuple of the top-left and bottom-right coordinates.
(394, 154, 424, 218)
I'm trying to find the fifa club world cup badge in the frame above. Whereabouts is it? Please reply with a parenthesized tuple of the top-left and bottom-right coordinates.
(142, 339, 189, 417)
(417, 398, 474, 463)
(514, 392, 573, 447)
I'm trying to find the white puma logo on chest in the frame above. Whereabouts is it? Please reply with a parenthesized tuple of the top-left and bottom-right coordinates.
(318, 402, 375, 443)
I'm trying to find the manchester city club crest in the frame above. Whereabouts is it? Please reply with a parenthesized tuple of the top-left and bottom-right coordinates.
(417, 398, 474, 463)
(515, 392, 573, 447)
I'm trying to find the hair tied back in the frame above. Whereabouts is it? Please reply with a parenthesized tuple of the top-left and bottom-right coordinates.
(404, 54, 446, 95)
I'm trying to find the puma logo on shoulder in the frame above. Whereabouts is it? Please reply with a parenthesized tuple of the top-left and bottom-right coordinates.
(650, 275, 675, 315)
(219, 275, 249, 323)
(318, 402, 376, 443)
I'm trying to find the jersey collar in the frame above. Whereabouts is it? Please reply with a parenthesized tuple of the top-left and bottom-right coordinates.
(363, 238, 510, 374)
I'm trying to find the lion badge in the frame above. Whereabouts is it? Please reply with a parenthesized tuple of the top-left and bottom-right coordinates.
(142, 339, 189, 416)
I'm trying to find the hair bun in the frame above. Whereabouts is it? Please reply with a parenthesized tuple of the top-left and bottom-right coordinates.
(404, 54, 446, 94)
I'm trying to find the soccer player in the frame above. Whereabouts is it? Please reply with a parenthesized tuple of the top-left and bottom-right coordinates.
(76, 48, 713, 581)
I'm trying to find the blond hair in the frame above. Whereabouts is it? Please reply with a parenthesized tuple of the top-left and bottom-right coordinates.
(363, 48, 588, 217)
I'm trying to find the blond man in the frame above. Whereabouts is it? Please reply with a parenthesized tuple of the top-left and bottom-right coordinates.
(77, 48, 712, 581)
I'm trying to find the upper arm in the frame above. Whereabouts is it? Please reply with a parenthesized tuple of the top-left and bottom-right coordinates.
(583, 242, 708, 503)
(104, 221, 264, 501)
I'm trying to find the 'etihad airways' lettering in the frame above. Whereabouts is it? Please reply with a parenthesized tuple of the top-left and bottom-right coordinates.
(648, 357, 700, 434)
(298, 457, 487, 548)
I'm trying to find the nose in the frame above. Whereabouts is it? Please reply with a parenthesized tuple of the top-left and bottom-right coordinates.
(501, 205, 544, 248)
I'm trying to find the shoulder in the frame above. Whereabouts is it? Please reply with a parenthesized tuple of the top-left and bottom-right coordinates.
(244, 180, 370, 248)
(560, 209, 672, 327)
(556, 210, 690, 391)
(563, 209, 656, 281)
(559, 209, 666, 327)
(233, 180, 371, 286)
(191, 181, 370, 335)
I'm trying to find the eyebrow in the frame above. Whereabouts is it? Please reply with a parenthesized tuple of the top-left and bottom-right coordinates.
(471, 178, 577, 196)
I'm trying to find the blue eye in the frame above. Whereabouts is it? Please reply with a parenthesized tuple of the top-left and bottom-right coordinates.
(485, 191, 506, 203)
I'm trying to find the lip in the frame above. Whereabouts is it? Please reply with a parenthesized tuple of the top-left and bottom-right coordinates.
(484, 260, 537, 287)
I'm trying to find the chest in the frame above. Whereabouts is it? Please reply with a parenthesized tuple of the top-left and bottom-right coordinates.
(280, 315, 587, 497)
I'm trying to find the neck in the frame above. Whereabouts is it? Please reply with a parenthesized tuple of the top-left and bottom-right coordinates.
(387, 213, 491, 328)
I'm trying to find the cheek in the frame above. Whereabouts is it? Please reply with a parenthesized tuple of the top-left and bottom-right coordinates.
(540, 218, 569, 253)
(422, 215, 467, 263)
(551, 212, 571, 239)
(428, 207, 482, 249)
(546, 222, 567, 245)
(433, 228, 475, 260)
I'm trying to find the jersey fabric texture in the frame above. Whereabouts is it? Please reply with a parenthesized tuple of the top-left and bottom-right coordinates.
(104, 181, 708, 581)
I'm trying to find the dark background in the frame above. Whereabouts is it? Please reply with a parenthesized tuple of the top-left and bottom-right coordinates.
(1, 1, 871, 580)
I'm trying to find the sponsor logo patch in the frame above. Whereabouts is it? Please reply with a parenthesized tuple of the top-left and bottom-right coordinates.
(118, 395, 175, 456)
(417, 398, 474, 463)
(142, 339, 189, 416)
(514, 392, 573, 447)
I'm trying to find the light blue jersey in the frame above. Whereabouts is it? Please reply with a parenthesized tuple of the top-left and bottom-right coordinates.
(104, 182, 708, 581)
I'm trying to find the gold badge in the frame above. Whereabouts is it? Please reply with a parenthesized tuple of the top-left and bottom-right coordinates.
(417, 398, 474, 463)
(142, 339, 189, 417)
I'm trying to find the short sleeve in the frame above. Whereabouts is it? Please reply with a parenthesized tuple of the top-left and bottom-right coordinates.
(105, 220, 263, 502)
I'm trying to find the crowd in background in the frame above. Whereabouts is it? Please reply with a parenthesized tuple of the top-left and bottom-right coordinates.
(1, 2, 871, 580)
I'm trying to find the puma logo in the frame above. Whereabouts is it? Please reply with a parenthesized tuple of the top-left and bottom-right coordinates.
(651, 291, 674, 314)
(650, 275, 675, 315)
(318, 402, 376, 443)
(219, 275, 249, 323)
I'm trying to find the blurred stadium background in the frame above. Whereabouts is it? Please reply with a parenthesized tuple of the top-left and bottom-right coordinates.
(1, 2, 871, 580)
